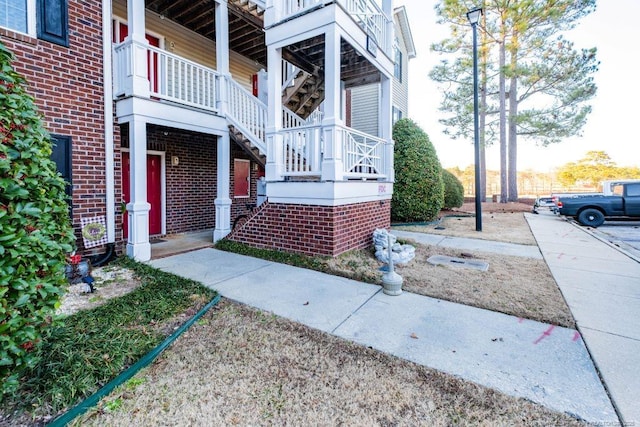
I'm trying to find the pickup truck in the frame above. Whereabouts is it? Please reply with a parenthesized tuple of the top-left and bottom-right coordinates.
(557, 180, 640, 227)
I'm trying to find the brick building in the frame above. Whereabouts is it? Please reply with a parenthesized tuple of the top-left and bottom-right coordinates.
(1, 0, 406, 261)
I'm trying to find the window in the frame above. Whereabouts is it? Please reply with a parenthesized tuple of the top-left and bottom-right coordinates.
(626, 184, 640, 197)
(234, 159, 250, 198)
(0, 0, 68, 47)
(0, 0, 31, 34)
(394, 45, 402, 82)
(392, 106, 402, 125)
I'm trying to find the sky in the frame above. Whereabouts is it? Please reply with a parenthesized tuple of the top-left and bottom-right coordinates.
(394, 0, 640, 172)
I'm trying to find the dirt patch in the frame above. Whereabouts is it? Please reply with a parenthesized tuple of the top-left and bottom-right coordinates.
(76, 300, 583, 426)
(57, 265, 142, 316)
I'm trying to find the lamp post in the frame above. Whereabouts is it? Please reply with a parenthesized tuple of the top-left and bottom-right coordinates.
(467, 7, 483, 232)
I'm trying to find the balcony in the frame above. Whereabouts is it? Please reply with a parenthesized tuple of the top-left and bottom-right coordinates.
(113, 36, 391, 183)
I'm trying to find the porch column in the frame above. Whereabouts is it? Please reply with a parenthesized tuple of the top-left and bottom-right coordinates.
(380, 74, 394, 181)
(321, 27, 344, 181)
(126, 118, 151, 261)
(215, 0, 230, 114)
(265, 45, 283, 181)
(125, 0, 150, 98)
(214, 133, 232, 241)
(382, 0, 393, 53)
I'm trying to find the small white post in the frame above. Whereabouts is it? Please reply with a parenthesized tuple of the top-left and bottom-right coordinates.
(382, 233, 403, 296)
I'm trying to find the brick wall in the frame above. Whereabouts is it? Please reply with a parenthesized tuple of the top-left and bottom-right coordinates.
(121, 125, 260, 236)
(228, 200, 391, 256)
(1, 1, 107, 252)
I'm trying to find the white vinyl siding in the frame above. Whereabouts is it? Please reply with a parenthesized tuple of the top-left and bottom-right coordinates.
(113, 1, 262, 93)
(350, 84, 379, 137)
(392, 15, 410, 118)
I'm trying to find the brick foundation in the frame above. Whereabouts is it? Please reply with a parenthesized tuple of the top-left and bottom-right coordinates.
(228, 200, 391, 257)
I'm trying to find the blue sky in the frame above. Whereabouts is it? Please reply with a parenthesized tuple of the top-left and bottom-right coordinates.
(395, 0, 639, 172)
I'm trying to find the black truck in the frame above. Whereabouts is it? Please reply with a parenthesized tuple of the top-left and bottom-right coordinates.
(556, 180, 640, 227)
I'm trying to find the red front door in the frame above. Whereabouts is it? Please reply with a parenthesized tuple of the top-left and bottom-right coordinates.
(122, 152, 162, 238)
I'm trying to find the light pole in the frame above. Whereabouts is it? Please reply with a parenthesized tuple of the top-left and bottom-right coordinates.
(467, 7, 483, 232)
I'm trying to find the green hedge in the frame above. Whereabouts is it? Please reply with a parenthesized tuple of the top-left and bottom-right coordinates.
(442, 169, 464, 209)
(391, 119, 444, 222)
(0, 42, 75, 398)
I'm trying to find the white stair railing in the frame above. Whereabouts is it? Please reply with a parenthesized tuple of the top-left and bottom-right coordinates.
(225, 77, 268, 154)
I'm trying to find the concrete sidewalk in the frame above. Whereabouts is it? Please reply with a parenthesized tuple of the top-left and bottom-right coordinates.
(526, 212, 640, 425)
(149, 223, 625, 424)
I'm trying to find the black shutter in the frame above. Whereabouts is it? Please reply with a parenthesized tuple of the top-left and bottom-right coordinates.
(37, 0, 69, 47)
(50, 134, 73, 208)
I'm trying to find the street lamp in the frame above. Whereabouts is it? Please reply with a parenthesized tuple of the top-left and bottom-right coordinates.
(467, 7, 483, 232)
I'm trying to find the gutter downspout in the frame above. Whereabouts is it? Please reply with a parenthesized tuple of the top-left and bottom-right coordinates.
(103, 0, 115, 243)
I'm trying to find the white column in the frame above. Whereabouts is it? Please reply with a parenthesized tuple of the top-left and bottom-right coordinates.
(382, 0, 394, 54)
(125, 0, 150, 98)
(215, 0, 230, 115)
(321, 27, 344, 181)
(265, 45, 283, 181)
(126, 118, 151, 261)
(214, 133, 232, 241)
(380, 74, 394, 181)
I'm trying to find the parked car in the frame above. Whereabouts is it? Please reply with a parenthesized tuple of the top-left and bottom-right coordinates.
(556, 180, 640, 227)
(532, 196, 558, 214)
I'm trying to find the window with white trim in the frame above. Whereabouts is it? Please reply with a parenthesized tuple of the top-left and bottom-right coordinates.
(392, 106, 403, 125)
(394, 44, 403, 82)
(1, 0, 68, 47)
(0, 0, 34, 35)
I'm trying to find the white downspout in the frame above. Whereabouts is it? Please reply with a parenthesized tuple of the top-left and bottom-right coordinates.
(103, 0, 115, 242)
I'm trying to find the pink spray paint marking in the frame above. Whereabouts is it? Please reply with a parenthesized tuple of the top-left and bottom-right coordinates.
(533, 325, 556, 345)
(573, 331, 581, 342)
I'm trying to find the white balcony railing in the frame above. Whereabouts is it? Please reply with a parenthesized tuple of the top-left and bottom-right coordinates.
(113, 39, 388, 181)
(341, 125, 386, 178)
(272, 0, 391, 55)
(113, 40, 220, 112)
(281, 124, 323, 175)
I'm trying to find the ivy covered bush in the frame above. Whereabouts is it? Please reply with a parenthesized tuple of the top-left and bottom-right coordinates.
(391, 119, 444, 222)
(0, 42, 75, 398)
(442, 169, 464, 209)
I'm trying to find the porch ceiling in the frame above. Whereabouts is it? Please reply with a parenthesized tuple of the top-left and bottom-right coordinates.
(144, 0, 380, 86)
(145, 0, 267, 66)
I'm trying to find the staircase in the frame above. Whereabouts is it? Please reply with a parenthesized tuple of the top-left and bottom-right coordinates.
(229, 124, 266, 167)
(283, 71, 325, 119)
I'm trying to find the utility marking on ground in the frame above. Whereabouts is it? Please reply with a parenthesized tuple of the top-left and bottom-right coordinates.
(533, 325, 556, 345)
(573, 331, 581, 342)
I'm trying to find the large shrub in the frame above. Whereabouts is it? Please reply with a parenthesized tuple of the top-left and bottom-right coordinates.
(391, 119, 444, 222)
(442, 169, 464, 209)
(0, 42, 75, 397)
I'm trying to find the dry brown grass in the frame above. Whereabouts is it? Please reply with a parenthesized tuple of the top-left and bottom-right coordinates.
(330, 207, 574, 328)
(75, 300, 584, 427)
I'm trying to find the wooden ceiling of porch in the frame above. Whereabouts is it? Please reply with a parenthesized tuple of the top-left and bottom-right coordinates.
(144, 0, 380, 86)
(145, 0, 267, 66)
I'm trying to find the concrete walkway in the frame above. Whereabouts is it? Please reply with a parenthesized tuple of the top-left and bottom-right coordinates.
(526, 212, 640, 425)
(148, 217, 633, 424)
